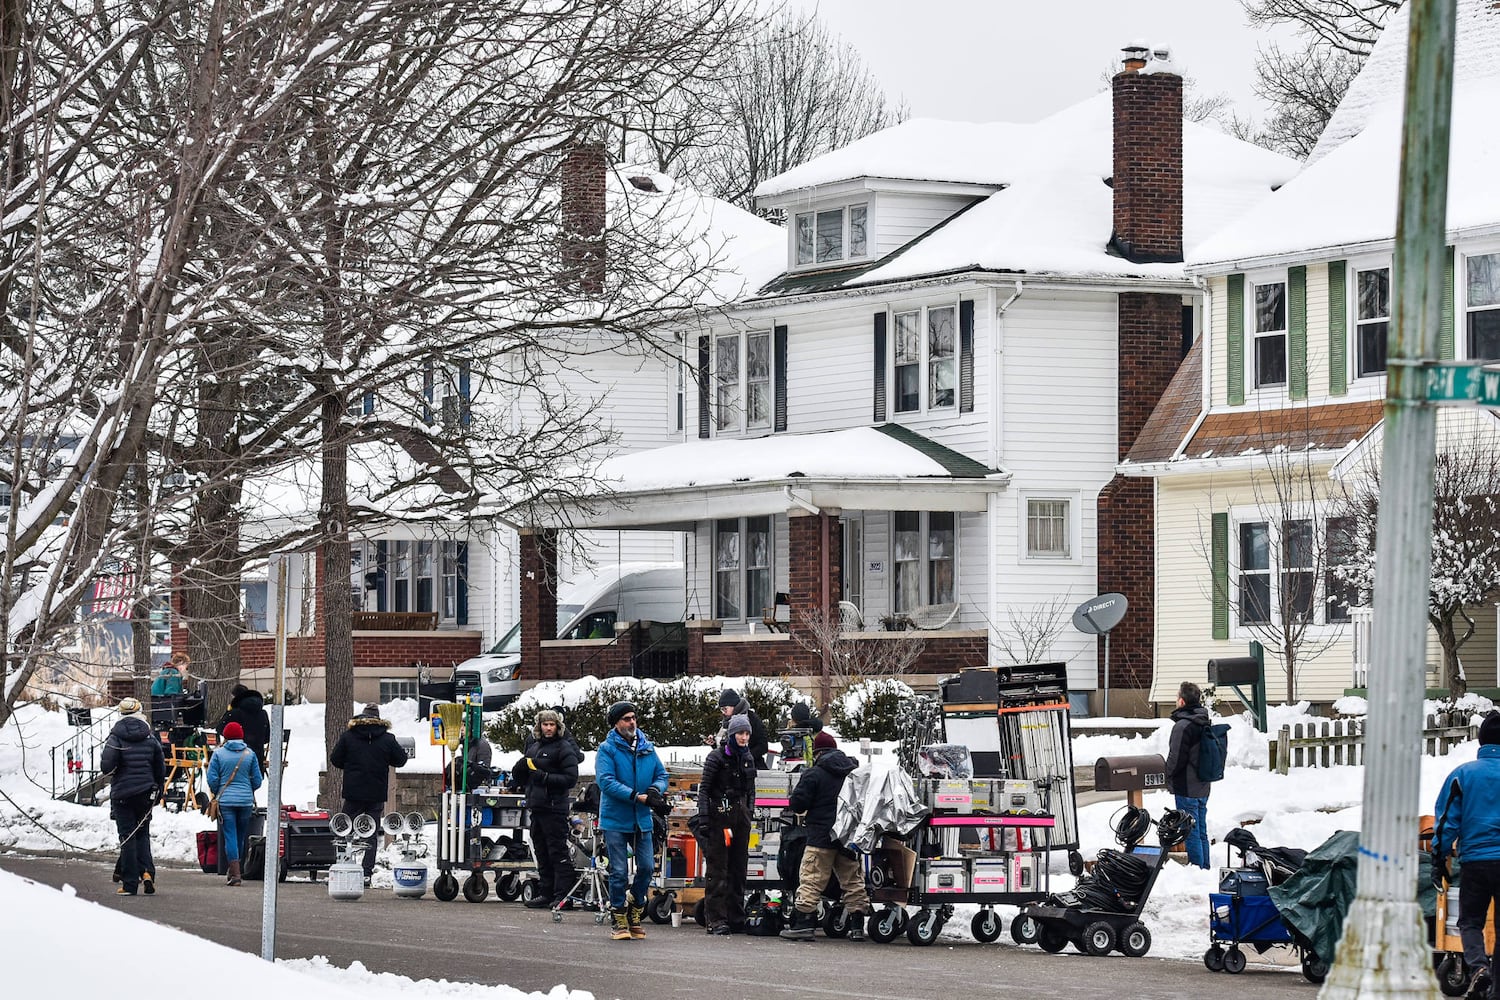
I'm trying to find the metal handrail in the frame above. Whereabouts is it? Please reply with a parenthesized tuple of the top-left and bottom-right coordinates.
(50, 707, 121, 803)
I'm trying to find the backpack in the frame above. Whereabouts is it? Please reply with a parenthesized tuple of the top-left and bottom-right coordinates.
(1197, 723, 1230, 782)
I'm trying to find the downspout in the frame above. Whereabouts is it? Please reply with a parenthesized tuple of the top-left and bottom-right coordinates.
(784, 484, 830, 711)
(991, 281, 1023, 664)
(783, 485, 821, 515)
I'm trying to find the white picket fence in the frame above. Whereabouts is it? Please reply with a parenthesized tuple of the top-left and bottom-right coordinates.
(1268, 710, 1478, 775)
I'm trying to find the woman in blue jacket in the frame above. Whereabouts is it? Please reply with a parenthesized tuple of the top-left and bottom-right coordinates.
(595, 701, 667, 940)
(207, 722, 264, 886)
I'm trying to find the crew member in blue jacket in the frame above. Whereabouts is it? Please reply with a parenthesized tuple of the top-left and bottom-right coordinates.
(1434, 712, 1500, 1000)
(595, 700, 667, 941)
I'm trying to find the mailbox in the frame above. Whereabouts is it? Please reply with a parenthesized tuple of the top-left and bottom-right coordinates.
(1094, 754, 1167, 793)
(1208, 656, 1261, 687)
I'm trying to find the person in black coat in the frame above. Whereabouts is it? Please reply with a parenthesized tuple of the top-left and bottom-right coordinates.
(329, 704, 409, 880)
(780, 732, 868, 940)
(100, 698, 165, 896)
(219, 685, 272, 769)
(693, 713, 758, 934)
(519, 709, 582, 908)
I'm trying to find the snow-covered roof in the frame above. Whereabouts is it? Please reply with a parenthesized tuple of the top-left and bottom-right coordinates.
(748, 92, 1298, 286)
(1191, 0, 1500, 270)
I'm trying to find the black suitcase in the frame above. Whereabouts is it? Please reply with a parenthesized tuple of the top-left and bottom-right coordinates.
(243, 835, 266, 881)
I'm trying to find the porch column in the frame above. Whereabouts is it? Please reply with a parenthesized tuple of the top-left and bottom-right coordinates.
(685, 618, 722, 676)
(787, 510, 842, 630)
(519, 529, 558, 671)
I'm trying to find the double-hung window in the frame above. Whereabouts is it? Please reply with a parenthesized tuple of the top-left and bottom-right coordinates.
(794, 204, 868, 266)
(1324, 516, 1359, 624)
(892, 511, 956, 613)
(1236, 516, 1352, 629)
(1238, 522, 1271, 625)
(714, 516, 771, 621)
(714, 330, 772, 433)
(1467, 252, 1500, 360)
(1252, 280, 1287, 388)
(1280, 519, 1316, 624)
(1354, 266, 1390, 377)
(891, 304, 957, 415)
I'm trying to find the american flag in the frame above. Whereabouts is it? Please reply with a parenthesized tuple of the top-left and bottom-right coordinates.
(90, 568, 136, 620)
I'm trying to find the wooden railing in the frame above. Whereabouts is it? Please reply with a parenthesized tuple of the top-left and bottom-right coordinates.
(351, 611, 438, 631)
(1269, 710, 1477, 775)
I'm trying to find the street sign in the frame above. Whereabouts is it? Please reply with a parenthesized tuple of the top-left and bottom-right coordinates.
(1423, 361, 1500, 406)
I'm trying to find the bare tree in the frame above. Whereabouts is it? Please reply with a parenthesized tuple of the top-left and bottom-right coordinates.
(791, 608, 926, 717)
(1332, 441, 1500, 698)
(1237, 0, 1400, 157)
(984, 595, 1074, 667)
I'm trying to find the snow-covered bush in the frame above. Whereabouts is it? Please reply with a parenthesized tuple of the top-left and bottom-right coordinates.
(828, 678, 913, 742)
(485, 675, 801, 750)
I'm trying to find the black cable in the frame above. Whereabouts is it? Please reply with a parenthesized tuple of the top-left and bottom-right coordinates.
(1111, 804, 1151, 850)
(1156, 808, 1195, 850)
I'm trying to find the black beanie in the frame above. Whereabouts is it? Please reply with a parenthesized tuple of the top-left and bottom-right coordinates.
(1481, 712, 1500, 746)
(607, 701, 638, 726)
(718, 688, 740, 709)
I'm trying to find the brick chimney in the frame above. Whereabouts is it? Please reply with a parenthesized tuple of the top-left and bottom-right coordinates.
(1111, 44, 1182, 264)
(560, 143, 607, 294)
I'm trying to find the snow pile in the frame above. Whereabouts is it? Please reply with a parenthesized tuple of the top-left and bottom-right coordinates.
(0, 866, 592, 1000)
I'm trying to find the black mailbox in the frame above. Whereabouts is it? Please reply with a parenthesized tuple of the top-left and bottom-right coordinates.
(1094, 754, 1167, 792)
(1209, 656, 1261, 687)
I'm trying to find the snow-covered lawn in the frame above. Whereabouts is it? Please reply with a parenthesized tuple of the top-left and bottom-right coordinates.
(1, 694, 1489, 993)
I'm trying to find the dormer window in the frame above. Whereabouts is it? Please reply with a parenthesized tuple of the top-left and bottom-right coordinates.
(794, 203, 868, 266)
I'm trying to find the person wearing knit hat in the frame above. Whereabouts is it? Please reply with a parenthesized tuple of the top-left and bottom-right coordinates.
(1435, 711, 1500, 999)
(101, 693, 165, 896)
(519, 708, 580, 909)
(694, 709, 757, 934)
(708, 688, 769, 769)
(208, 717, 263, 886)
(596, 698, 667, 940)
(781, 729, 868, 941)
(218, 683, 271, 770)
(329, 702, 409, 884)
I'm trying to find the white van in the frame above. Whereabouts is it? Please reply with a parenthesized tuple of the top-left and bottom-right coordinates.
(455, 563, 687, 709)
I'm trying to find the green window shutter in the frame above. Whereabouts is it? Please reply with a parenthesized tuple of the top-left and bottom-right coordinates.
(1211, 512, 1230, 640)
(1288, 265, 1307, 400)
(1328, 261, 1348, 396)
(1227, 274, 1245, 405)
(1440, 245, 1455, 360)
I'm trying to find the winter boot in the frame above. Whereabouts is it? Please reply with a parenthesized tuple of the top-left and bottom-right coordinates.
(845, 912, 866, 941)
(1466, 966, 1493, 1000)
(779, 907, 816, 940)
(141, 872, 155, 895)
(627, 893, 647, 939)
(610, 908, 632, 941)
(226, 861, 242, 886)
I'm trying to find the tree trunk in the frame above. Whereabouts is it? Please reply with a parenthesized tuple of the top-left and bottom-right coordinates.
(1437, 616, 1466, 699)
(320, 400, 352, 807)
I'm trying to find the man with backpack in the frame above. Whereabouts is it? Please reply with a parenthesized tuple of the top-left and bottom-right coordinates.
(1165, 681, 1223, 869)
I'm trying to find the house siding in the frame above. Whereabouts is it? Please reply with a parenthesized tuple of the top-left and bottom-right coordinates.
(874, 193, 982, 257)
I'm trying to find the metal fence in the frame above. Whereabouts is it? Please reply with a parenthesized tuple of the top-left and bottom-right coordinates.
(1268, 710, 1478, 775)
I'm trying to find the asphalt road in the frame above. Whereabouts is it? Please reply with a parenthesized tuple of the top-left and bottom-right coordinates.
(3, 851, 1318, 1000)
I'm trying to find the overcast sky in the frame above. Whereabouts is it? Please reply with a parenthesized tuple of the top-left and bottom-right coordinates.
(783, 0, 1298, 124)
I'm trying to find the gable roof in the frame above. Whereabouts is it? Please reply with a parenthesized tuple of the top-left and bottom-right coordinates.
(1123, 338, 1204, 465)
(1191, 0, 1500, 270)
(1181, 400, 1384, 462)
(748, 92, 1298, 290)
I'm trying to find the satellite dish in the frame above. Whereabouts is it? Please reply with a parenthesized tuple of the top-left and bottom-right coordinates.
(1072, 593, 1128, 635)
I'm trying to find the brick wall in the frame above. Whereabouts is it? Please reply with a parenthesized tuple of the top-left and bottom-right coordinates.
(1111, 68, 1182, 264)
(787, 512, 842, 626)
(561, 144, 606, 294)
(239, 634, 482, 670)
(520, 530, 558, 674)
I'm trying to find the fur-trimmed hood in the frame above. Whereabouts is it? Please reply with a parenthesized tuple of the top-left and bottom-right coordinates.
(347, 715, 392, 733)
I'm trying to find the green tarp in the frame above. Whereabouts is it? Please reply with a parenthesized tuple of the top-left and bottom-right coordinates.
(1266, 830, 1436, 963)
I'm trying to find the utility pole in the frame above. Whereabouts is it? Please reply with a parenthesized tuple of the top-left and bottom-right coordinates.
(1320, 1, 1455, 997)
(260, 560, 288, 962)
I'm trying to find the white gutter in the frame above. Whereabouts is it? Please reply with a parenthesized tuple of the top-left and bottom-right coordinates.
(989, 280, 1023, 666)
(783, 486, 822, 516)
(1120, 448, 1347, 478)
(1188, 221, 1500, 277)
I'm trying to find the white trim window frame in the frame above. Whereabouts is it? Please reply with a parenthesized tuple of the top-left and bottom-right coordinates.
(668, 332, 685, 434)
(1248, 273, 1288, 390)
(1463, 248, 1500, 362)
(1019, 491, 1081, 564)
(1351, 259, 1391, 380)
(1229, 507, 1350, 635)
(793, 202, 869, 268)
(713, 328, 774, 434)
(891, 510, 957, 613)
(714, 515, 773, 622)
(889, 301, 958, 416)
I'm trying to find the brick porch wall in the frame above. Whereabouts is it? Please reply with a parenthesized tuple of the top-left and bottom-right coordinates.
(239, 634, 481, 670)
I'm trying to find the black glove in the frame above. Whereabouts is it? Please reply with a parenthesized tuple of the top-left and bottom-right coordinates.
(644, 786, 670, 817)
(1433, 851, 1449, 888)
(688, 814, 708, 840)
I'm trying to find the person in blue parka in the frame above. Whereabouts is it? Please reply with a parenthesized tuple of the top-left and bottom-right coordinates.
(1435, 712, 1500, 1000)
(207, 721, 264, 886)
(595, 700, 667, 941)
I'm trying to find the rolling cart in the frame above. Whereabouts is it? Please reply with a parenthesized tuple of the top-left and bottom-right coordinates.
(1021, 841, 1167, 957)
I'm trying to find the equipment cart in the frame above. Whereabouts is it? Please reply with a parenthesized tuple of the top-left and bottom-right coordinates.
(865, 779, 1056, 947)
(1020, 841, 1167, 957)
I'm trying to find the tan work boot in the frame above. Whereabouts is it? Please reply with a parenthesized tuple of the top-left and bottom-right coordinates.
(610, 908, 632, 941)
(627, 894, 647, 938)
(226, 861, 242, 886)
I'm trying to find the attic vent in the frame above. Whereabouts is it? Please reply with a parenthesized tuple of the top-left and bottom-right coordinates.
(627, 174, 659, 193)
